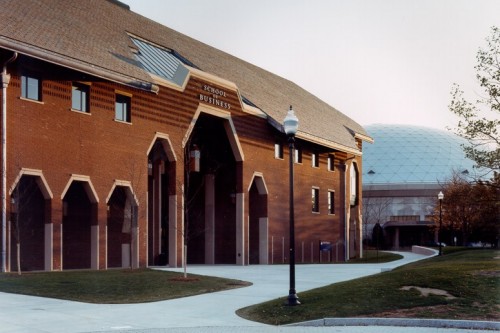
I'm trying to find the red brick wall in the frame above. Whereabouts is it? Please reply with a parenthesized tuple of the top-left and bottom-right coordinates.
(3, 55, 356, 270)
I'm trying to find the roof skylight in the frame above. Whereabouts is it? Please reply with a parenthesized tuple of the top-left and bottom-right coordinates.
(130, 37, 189, 86)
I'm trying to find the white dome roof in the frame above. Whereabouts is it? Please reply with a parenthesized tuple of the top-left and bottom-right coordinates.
(363, 124, 475, 185)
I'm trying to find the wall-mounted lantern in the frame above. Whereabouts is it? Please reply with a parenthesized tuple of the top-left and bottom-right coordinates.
(148, 160, 153, 176)
(190, 144, 200, 172)
(10, 197, 17, 214)
(230, 190, 236, 204)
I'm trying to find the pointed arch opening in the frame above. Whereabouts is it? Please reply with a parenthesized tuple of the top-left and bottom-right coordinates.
(61, 176, 98, 270)
(9, 169, 52, 272)
(147, 133, 177, 267)
(106, 182, 139, 268)
(183, 107, 243, 265)
(248, 173, 268, 264)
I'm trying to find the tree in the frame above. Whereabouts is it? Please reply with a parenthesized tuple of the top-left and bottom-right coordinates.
(362, 192, 391, 243)
(438, 172, 499, 247)
(124, 158, 145, 269)
(471, 172, 500, 246)
(10, 175, 39, 275)
(362, 191, 391, 254)
(449, 26, 499, 175)
(439, 173, 476, 245)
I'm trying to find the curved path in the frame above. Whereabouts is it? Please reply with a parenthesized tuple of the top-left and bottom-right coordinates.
(1, 251, 495, 332)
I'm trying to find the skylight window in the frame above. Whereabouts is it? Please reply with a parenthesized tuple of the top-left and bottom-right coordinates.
(130, 37, 189, 86)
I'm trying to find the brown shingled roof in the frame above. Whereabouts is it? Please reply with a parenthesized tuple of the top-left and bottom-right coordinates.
(0, 0, 371, 153)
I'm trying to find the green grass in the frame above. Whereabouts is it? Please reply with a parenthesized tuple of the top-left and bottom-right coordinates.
(237, 249, 500, 325)
(348, 250, 403, 263)
(0, 268, 250, 303)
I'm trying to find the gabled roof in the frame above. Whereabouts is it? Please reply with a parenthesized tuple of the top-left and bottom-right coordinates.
(0, 0, 371, 154)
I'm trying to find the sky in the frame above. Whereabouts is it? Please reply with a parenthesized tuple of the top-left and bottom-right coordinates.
(123, 0, 499, 131)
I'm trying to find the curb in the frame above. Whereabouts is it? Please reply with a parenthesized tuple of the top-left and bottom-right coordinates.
(289, 318, 500, 330)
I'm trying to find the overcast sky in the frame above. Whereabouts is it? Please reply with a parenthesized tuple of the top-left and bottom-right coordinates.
(123, 0, 499, 131)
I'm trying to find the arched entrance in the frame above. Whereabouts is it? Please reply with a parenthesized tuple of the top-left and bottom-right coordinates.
(9, 174, 51, 271)
(61, 178, 98, 269)
(184, 111, 242, 264)
(248, 174, 268, 264)
(147, 134, 176, 266)
(107, 184, 138, 268)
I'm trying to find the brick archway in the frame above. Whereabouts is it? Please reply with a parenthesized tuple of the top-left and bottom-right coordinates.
(106, 181, 139, 268)
(9, 169, 52, 272)
(61, 175, 98, 270)
(248, 173, 269, 265)
(147, 133, 177, 267)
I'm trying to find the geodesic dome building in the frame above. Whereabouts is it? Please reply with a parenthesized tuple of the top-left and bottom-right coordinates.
(362, 124, 476, 249)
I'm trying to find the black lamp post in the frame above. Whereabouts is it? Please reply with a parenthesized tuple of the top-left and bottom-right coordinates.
(283, 105, 300, 306)
(438, 191, 444, 256)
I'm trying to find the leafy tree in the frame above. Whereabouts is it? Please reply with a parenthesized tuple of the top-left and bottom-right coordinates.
(449, 26, 499, 175)
(362, 190, 391, 248)
(438, 172, 499, 247)
(471, 173, 499, 245)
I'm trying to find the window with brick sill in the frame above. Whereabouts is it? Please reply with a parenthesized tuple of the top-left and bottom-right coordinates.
(312, 152, 319, 168)
(294, 147, 302, 164)
(328, 190, 335, 215)
(115, 94, 131, 123)
(72, 82, 90, 113)
(312, 187, 319, 213)
(21, 75, 41, 101)
(274, 142, 283, 159)
(328, 154, 335, 171)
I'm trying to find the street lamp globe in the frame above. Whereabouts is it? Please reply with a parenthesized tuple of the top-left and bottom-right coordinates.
(283, 106, 299, 136)
(438, 191, 444, 255)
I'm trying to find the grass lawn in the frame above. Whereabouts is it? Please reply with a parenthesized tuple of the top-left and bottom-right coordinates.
(347, 250, 403, 263)
(0, 268, 250, 303)
(237, 249, 500, 325)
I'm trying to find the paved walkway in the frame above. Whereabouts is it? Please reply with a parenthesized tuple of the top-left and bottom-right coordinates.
(0, 251, 497, 333)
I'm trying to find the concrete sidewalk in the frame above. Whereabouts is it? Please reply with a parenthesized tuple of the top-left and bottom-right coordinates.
(0, 251, 496, 333)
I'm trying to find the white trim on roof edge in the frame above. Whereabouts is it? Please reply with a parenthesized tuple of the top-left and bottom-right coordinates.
(0, 37, 159, 93)
(355, 132, 374, 144)
(267, 117, 363, 156)
(297, 131, 363, 156)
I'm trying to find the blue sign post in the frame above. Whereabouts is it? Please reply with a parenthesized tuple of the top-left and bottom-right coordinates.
(319, 241, 332, 263)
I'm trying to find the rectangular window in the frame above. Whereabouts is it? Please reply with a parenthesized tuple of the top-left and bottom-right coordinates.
(328, 154, 335, 171)
(312, 187, 319, 213)
(274, 142, 283, 159)
(115, 94, 131, 122)
(312, 152, 319, 168)
(21, 75, 41, 101)
(328, 190, 335, 214)
(294, 147, 302, 163)
(72, 83, 90, 112)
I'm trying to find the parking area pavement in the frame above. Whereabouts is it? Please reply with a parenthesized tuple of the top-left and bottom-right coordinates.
(1, 251, 496, 333)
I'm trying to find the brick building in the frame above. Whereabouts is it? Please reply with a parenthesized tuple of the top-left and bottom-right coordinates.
(0, 0, 372, 272)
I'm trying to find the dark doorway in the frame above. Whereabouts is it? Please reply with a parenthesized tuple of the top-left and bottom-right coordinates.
(10, 176, 47, 271)
(248, 178, 268, 264)
(62, 181, 94, 269)
(148, 141, 171, 266)
(185, 113, 237, 264)
(107, 186, 137, 268)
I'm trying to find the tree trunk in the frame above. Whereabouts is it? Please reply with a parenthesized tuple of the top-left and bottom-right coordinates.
(183, 244, 188, 278)
(16, 241, 21, 275)
(15, 213, 21, 275)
